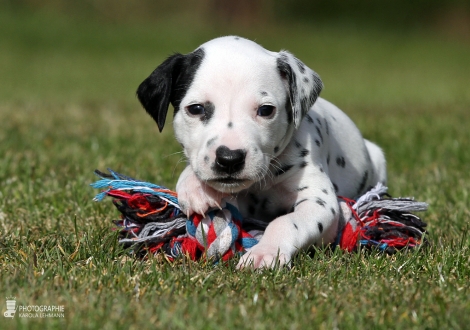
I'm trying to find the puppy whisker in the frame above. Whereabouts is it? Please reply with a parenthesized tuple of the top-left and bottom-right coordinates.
(172, 157, 189, 178)
(163, 150, 186, 159)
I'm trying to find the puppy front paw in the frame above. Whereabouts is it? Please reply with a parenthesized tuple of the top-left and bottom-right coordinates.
(236, 244, 291, 269)
(176, 167, 228, 216)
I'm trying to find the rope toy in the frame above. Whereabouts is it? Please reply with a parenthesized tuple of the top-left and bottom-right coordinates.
(91, 169, 428, 261)
(336, 184, 429, 253)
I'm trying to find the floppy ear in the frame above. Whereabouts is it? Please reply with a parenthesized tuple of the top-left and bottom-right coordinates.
(276, 51, 323, 128)
(136, 49, 204, 132)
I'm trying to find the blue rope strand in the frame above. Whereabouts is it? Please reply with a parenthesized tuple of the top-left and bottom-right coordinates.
(91, 171, 179, 205)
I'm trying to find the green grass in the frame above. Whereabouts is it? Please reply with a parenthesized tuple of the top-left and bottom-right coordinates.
(1, 5, 469, 330)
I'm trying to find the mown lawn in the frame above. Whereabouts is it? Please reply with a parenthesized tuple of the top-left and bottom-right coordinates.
(0, 6, 469, 330)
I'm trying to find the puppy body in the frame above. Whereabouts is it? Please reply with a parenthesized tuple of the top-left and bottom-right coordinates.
(137, 36, 386, 268)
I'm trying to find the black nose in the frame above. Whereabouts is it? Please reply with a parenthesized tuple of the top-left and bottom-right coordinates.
(214, 146, 246, 175)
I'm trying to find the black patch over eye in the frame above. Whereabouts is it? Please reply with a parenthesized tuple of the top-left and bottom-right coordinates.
(257, 105, 275, 117)
(187, 104, 205, 115)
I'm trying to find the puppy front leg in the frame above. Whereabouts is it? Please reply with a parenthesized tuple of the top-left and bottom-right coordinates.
(176, 166, 228, 216)
(237, 198, 340, 269)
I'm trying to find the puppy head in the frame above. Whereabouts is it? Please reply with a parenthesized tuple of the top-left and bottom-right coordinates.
(137, 36, 323, 193)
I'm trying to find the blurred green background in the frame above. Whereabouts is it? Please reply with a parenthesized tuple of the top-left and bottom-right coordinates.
(1, 0, 469, 109)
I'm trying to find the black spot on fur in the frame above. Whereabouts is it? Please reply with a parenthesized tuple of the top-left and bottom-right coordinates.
(316, 198, 326, 207)
(319, 166, 324, 173)
(318, 222, 323, 233)
(327, 154, 330, 165)
(201, 101, 215, 125)
(315, 139, 321, 147)
(331, 115, 337, 121)
(306, 114, 314, 123)
(274, 146, 279, 153)
(293, 223, 298, 230)
(274, 164, 294, 177)
(325, 119, 329, 135)
(204, 156, 209, 163)
(279, 53, 289, 62)
(227, 122, 233, 128)
(331, 207, 336, 215)
(206, 136, 217, 147)
(297, 186, 308, 191)
(316, 118, 322, 127)
(357, 170, 369, 195)
(322, 189, 328, 194)
(295, 58, 306, 73)
(277, 57, 299, 123)
(234, 37, 240, 40)
(294, 140, 302, 148)
(333, 183, 338, 193)
(315, 126, 323, 143)
(300, 161, 308, 168)
(336, 156, 346, 168)
(285, 98, 293, 124)
(303, 77, 309, 83)
(261, 91, 268, 96)
(293, 199, 308, 209)
(300, 149, 309, 157)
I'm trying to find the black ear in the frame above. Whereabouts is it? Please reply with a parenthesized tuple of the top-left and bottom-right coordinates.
(137, 49, 205, 132)
(277, 51, 323, 128)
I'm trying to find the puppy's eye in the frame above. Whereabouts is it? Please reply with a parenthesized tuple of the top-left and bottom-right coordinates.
(187, 104, 205, 115)
(257, 105, 275, 117)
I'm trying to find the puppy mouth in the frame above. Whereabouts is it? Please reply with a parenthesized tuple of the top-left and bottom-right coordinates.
(209, 177, 247, 185)
(206, 176, 252, 193)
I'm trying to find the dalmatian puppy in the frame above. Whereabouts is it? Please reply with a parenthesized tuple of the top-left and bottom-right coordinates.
(137, 36, 387, 269)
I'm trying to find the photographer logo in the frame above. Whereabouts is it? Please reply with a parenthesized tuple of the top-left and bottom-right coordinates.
(3, 297, 65, 319)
